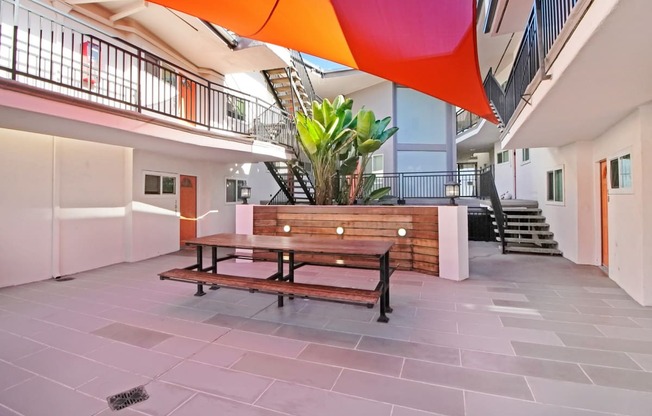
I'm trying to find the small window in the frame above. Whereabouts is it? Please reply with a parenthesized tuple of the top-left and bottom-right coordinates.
(365, 154, 384, 174)
(497, 150, 509, 164)
(546, 168, 563, 202)
(610, 153, 631, 190)
(226, 178, 247, 203)
(522, 148, 530, 162)
(144, 173, 176, 195)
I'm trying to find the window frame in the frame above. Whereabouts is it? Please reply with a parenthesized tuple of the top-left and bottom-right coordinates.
(497, 150, 509, 164)
(143, 171, 177, 197)
(609, 150, 633, 194)
(522, 148, 530, 164)
(225, 177, 248, 204)
(545, 166, 564, 205)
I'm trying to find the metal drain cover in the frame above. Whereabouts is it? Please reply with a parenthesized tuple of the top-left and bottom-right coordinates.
(53, 277, 75, 282)
(107, 385, 149, 411)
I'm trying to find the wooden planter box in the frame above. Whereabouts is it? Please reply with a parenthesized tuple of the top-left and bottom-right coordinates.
(252, 205, 439, 276)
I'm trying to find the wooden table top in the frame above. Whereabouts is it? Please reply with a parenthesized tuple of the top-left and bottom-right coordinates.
(184, 233, 393, 257)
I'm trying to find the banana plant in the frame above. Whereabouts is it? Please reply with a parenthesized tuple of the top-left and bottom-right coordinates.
(296, 95, 356, 204)
(344, 109, 399, 204)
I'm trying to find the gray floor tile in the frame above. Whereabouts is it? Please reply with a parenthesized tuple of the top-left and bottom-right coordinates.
(0, 331, 47, 362)
(15, 348, 109, 388)
(357, 336, 460, 365)
(84, 342, 182, 378)
(596, 325, 652, 341)
(160, 360, 272, 403)
(500, 316, 603, 336)
(189, 343, 246, 367)
(0, 361, 32, 391)
(458, 321, 563, 345)
(524, 294, 611, 307)
(465, 391, 616, 416)
(170, 393, 283, 416)
(582, 364, 652, 392)
(512, 341, 642, 369)
(0, 376, 105, 416)
(130, 381, 195, 416)
(40, 309, 114, 333)
(0, 313, 60, 337)
(298, 343, 404, 376)
(214, 329, 308, 358)
(92, 322, 173, 348)
(151, 336, 209, 358)
(272, 323, 361, 348)
(333, 369, 464, 416)
(493, 299, 580, 313)
(392, 407, 447, 416)
(558, 333, 652, 354)
(629, 353, 652, 371)
(27, 325, 110, 355)
(575, 306, 652, 319)
(257, 380, 392, 416)
(325, 318, 413, 341)
(411, 328, 515, 354)
(540, 311, 640, 327)
(77, 366, 150, 400)
(634, 318, 652, 328)
(232, 351, 341, 389)
(527, 377, 652, 416)
(401, 359, 533, 400)
(461, 350, 591, 383)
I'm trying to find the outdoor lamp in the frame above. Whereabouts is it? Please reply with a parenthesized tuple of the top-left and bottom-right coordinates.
(397, 228, 407, 237)
(445, 181, 460, 206)
(283, 224, 291, 233)
(336, 226, 344, 235)
(239, 186, 251, 204)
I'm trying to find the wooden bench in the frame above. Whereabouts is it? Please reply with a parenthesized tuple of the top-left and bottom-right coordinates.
(159, 268, 382, 307)
(244, 252, 400, 274)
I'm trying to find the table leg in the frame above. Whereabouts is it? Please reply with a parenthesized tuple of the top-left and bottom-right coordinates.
(194, 246, 206, 296)
(277, 251, 284, 307)
(384, 253, 393, 313)
(376, 253, 389, 322)
(210, 246, 219, 290)
(288, 252, 295, 300)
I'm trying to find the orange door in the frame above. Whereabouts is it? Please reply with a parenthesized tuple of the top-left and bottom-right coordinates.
(600, 160, 609, 267)
(180, 175, 197, 247)
(178, 76, 197, 123)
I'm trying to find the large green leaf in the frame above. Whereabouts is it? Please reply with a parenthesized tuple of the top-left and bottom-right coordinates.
(364, 186, 391, 204)
(339, 156, 360, 176)
(356, 109, 375, 141)
(358, 139, 382, 155)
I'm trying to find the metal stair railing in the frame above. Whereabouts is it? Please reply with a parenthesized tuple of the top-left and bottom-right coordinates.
(264, 161, 295, 204)
(289, 162, 316, 205)
(290, 50, 321, 104)
(479, 167, 507, 254)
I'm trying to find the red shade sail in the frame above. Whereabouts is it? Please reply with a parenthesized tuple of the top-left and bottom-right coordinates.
(149, 0, 497, 122)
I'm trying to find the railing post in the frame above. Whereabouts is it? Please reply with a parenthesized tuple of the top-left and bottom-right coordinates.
(136, 50, 142, 113)
(397, 173, 405, 205)
(11, 25, 18, 80)
(207, 80, 212, 131)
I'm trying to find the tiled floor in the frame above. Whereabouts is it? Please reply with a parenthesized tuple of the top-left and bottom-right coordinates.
(1, 242, 651, 416)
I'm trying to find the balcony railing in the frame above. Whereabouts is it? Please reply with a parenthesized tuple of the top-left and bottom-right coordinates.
(0, 0, 296, 149)
(484, 0, 581, 126)
(456, 108, 481, 134)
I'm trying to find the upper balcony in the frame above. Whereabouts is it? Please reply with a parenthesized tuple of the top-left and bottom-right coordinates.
(0, 0, 297, 162)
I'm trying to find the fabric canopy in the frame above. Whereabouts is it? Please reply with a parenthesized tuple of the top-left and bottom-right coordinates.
(149, 0, 497, 122)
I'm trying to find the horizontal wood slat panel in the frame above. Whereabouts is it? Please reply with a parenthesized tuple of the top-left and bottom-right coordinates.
(253, 206, 439, 276)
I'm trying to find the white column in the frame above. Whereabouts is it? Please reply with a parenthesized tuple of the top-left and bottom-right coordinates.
(437, 205, 469, 281)
(235, 204, 255, 261)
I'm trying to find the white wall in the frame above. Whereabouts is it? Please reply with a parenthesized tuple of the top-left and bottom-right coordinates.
(515, 149, 536, 200)
(348, 82, 395, 171)
(225, 72, 277, 105)
(493, 142, 514, 197)
(0, 129, 54, 286)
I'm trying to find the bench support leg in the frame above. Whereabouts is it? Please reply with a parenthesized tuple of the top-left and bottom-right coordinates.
(377, 289, 389, 323)
(381, 254, 393, 313)
(288, 252, 295, 300)
(277, 252, 284, 307)
(210, 247, 219, 290)
(194, 283, 206, 297)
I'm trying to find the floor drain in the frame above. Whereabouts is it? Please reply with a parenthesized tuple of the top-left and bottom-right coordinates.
(53, 277, 75, 282)
(107, 385, 149, 411)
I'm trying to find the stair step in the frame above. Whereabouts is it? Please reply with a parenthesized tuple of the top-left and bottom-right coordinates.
(265, 68, 287, 76)
(503, 215, 546, 220)
(498, 229, 554, 236)
(489, 207, 542, 214)
(505, 245, 563, 255)
(494, 221, 549, 228)
(500, 237, 558, 245)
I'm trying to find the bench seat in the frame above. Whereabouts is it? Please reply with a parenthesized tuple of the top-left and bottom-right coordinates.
(159, 268, 381, 305)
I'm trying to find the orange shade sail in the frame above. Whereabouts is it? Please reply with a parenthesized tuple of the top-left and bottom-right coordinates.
(149, 0, 497, 122)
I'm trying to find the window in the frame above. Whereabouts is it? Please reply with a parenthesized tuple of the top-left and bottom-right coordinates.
(365, 154, 384, 174)
(546, 168, 563, 203)
(497, 150, 509, 164)
(144, 173, 176, 195)
(522, 148, 530, 163)
(610, 153, 631, 190)
(227, 97, 246, 120)
(226, 178, 247, 203)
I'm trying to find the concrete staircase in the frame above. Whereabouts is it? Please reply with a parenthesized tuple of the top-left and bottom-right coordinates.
(488, 201, 562, 255)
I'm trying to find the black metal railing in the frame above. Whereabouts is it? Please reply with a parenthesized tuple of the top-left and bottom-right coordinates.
(483, 0, 580, 126)
(268, 189, 290, 205)
(479, 168, 507, 253)
(291, 50, 321, 105)
(357, 170, 483, 201)
(0, 0, 296, 149)
(456, 108, 481, 134)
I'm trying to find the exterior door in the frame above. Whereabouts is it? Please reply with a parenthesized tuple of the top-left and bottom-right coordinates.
(180, 175, 197, 247)
(600, 160, 609, 267)
(178, 76, 197, 123)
